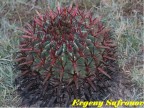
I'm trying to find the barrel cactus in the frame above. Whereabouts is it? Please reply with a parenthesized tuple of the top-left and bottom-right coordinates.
(15, 3, 116, 107)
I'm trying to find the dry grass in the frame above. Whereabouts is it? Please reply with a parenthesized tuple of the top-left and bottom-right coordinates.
(0, 0, 143, 106)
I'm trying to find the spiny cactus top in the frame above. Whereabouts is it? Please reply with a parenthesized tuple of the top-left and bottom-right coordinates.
(15, 4, 116, 106)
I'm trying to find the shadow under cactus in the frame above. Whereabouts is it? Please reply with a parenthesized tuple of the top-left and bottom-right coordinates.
(15, 60, 119, 107)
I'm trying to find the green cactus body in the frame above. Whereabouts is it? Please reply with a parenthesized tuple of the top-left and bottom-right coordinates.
(15, 4, 116, 107)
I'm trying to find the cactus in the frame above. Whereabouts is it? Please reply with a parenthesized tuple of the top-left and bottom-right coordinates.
(15, 3, 116, 107)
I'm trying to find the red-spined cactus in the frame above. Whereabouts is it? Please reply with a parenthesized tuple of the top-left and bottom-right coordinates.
(15, 3, 116, 107)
